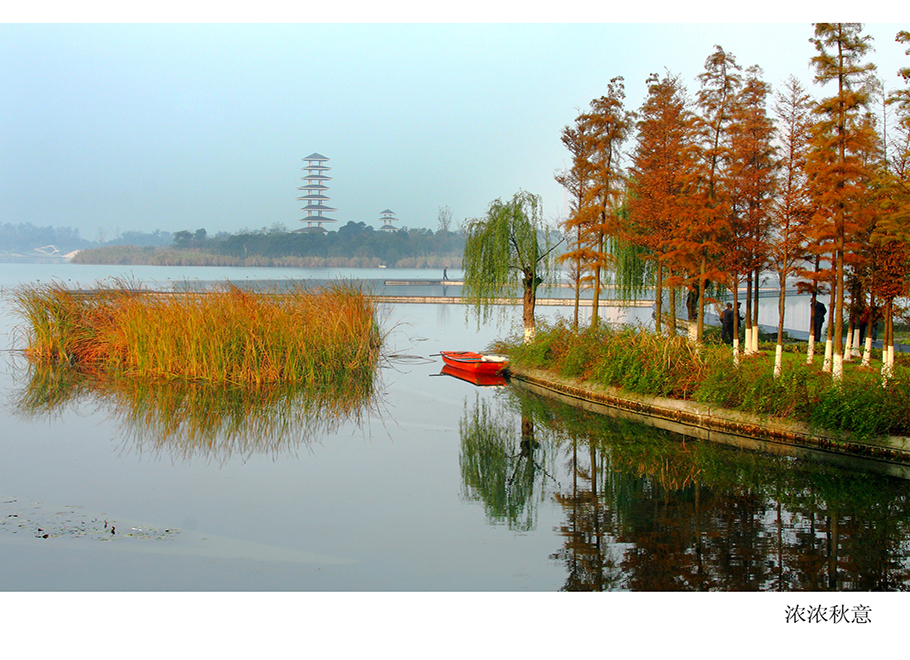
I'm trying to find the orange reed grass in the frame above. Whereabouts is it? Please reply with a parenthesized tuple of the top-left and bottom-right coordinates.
(12, 279, 381, 386)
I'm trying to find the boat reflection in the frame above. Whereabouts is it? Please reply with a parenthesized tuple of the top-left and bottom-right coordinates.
(12, 361, 381, 462)
(440, 364, 509, 388)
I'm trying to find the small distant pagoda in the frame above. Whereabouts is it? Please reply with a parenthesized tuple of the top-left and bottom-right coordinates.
(378, 209, 399, 231)
(297, 153, 337, 231)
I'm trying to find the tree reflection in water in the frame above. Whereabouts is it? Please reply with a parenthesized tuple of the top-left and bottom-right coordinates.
(458, 394, 559, 532)
(12, 361, 381, 463)
(466, 388, 910, 591)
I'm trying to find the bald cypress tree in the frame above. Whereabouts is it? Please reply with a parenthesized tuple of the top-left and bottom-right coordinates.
(692, 46, 741, 344)
(626, 71, 701, 336)
(557, 78, 632, 328)
(556, 115, 595, 329)
(772, 76, 814, 371)
(808, 22, 877, 382)
(578, 78, 633, 327)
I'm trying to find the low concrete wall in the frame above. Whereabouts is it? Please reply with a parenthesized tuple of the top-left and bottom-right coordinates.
(509, 367, 910, 479)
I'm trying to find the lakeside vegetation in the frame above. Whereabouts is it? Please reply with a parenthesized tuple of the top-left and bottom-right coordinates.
(496, 320, 910, 439)
(70, 221, 465, 270)
(543, 24, 910, 385)
(449, 24, 910, 450)
(11, 280, 382, 387)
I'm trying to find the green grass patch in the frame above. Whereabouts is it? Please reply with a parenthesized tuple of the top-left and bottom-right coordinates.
(499, 320, 910, 438)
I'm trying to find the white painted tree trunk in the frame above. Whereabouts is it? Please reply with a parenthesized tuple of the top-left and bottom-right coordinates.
(833, 352, 844, 381)
(823, 339, 833, 373)
(861, 336, 872, 367)
(733, 338, 740, 366)
(773, 344, 783, 377)
(806, 336, 816, 364)
(882, 345, 895, 383)
(752, 326, 760, 353)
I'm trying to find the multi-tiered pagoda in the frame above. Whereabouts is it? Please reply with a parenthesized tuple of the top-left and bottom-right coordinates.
(378, 209, 399, 232)
(297, 153, 336, 231)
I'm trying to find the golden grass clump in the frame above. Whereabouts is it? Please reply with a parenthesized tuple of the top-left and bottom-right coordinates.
(12, 279, 382, 386)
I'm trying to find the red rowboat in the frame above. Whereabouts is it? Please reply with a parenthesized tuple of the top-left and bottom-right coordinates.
(439, 351, 509, 375)
(440, 364, 509, 387)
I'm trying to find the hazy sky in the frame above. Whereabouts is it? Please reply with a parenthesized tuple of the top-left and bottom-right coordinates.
(1, 9, 907, 240)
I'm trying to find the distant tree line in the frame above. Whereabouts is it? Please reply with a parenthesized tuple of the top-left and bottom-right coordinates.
(0, 222, 174, 254)
(0, 222, 92, 253)
(213, 222, 464, 266)
(71, 221, 466, 269)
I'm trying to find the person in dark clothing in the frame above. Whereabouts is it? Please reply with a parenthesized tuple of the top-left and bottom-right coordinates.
(812, 300, 826, 342)
(720, 302, 735, 345)
(443, 267, 449, 281)
(858, 305, 870, 344)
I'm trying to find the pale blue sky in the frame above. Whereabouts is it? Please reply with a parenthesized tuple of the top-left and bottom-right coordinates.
(1, 12, 907, 240)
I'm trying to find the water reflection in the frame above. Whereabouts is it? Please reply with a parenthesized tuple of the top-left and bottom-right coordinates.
(462, 388, 910, 591)
(458, 394, 559, 532)
(12, 360, 381, 463)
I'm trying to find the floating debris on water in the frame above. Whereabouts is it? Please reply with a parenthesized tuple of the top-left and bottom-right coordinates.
(0, 498, 180, 543)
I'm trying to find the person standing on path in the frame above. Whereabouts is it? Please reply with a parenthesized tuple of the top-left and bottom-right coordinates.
(812, 300, 826, 342)
(720, 303, 735, 345)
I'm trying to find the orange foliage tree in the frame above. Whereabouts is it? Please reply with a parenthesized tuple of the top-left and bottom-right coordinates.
(808, 22, 878, 381)
(686, 45, 742, 343)
(574, 78, 633, 327)
(722, 64, 778, 360)
(868, 29, 910, 380)
(555, 115, 595, 329)
(770, 76, 814, 372)
(626, 71, 701, 335)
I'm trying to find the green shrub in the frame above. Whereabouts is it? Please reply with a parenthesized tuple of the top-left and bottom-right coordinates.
(502, 322, 910, 438)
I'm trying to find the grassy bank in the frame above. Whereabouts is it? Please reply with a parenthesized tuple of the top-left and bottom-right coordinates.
(12, 279, 382, 386)
(496, 320, 910, 438)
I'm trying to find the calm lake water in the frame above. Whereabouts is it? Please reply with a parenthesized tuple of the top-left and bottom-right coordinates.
(2, 263, 909, 600)
(2, 261, 905, 653)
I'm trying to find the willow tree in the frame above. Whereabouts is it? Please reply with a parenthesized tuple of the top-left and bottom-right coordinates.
(462, 191, 559, 341)
(809, 22, 877, 381)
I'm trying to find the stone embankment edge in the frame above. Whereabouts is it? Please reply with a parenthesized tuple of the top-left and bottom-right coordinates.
(508, 367, 910, 479)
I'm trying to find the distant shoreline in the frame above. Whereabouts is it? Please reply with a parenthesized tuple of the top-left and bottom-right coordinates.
(0, 254, 71, 264)
(68, 246, 462, 269)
